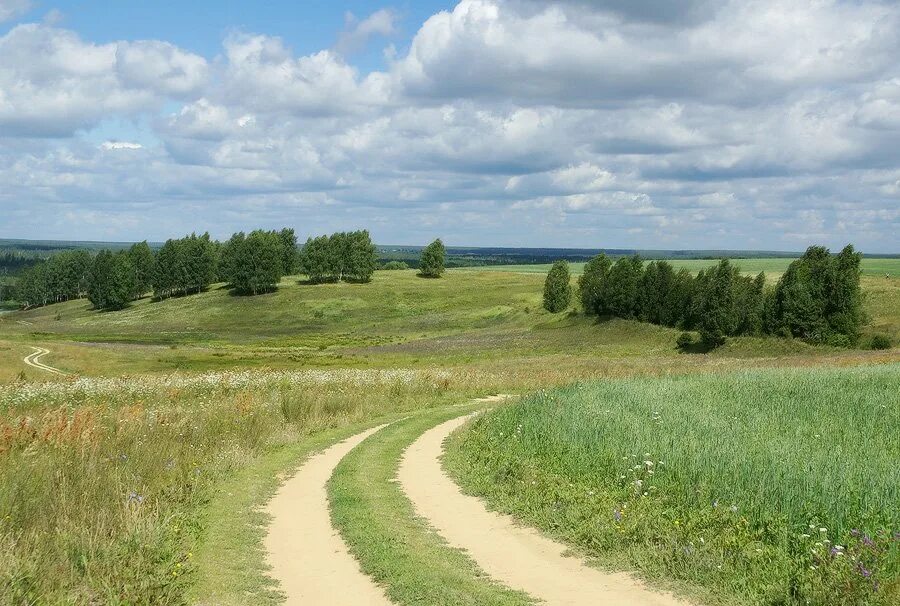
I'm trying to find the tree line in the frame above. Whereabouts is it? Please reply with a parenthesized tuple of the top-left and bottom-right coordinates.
(13, 228, 411, 311)
(543, 245, 866, 348)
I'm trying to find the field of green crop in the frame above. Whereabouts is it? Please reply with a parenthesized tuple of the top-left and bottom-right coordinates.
(446, 364, 900, 605)
(459, 257, 900, 277)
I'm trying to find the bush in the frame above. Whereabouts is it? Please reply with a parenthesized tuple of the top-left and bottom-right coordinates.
(676, 332, 695, 350)
(419, 239, 446, 278)
(869, 334, 892, 350)
(381, 261, 409, 270)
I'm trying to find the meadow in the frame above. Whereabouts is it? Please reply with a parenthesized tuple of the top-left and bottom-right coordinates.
(446, 365, 900, 605)
(0, 266, 898, 604)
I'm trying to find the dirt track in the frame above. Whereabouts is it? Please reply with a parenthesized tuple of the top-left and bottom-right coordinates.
(265, 425, 392, 605)
(23, 346, 67, 375)
(398, 412, 693, 606)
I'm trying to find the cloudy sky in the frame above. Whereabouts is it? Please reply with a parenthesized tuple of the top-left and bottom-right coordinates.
(1, 0, 898, 251)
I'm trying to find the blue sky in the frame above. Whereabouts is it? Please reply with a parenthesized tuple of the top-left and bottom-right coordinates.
(1, 0, 898, 251)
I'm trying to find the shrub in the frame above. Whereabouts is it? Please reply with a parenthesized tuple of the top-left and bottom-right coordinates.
(869, 334, 892, 350)
(676, 332, 695, 350)
(381, 261, 409, 270)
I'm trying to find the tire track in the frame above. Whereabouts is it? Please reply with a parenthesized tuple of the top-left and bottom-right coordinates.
(23, 347, 68, 376)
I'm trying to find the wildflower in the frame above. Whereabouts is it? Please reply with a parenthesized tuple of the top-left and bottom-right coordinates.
(729, 504, 738, 513)
(613, 509, 622, 522)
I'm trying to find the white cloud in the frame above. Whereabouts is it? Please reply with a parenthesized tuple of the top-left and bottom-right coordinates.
(0, 0, 30, 23)
(1, 0, 899, 251)
(336, 8, 398, 55)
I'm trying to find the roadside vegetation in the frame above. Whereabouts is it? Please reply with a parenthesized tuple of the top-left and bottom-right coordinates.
(445, 364, 900, 606)
(0, 368, 464, 604)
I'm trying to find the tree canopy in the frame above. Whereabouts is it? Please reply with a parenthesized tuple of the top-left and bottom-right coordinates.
(419, 239, 446, 278)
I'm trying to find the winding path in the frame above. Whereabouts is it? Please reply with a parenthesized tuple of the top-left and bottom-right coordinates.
(265, 424, 393, 606)
(398, 412, 693, 606)
(23, 346, 67, 376)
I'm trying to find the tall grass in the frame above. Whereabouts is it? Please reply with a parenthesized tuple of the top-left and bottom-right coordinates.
(446, 364, 900, 606)
(0, 369, 463, 604)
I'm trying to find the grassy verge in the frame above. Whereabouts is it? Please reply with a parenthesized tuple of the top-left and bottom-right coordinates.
(189, 409, 420, 606)
(328, 404, 534, 605)
(445, 364, 900, 606)
(0, 369, 462, 604)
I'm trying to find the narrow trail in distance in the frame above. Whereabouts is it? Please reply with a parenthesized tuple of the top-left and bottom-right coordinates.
(265, 424, 394, 606)
(23, 347, 67, 376)
(398, 412, 695, 606)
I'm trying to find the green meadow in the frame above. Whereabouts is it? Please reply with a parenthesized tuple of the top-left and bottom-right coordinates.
(0, 266, 898, 605)
(446, 365, 900, 605)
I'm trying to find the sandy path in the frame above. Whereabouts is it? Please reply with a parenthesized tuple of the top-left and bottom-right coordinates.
(265, 425, 393, 606)
(398, 413, 694, 606)
(23, 346, 67, 375)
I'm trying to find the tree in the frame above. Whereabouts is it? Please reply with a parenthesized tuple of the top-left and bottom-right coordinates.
(543, 260, 572, 313)
(344, 230, 378, 283)
(222, 230, 284, 295)
(299, 236, 334, 283)
(664, 268, 695, 328)
(128, 241, 156, 298)
(605, 255, 643, 318)
(697, 259, 736, 349)
(578, 253, 611, 314)
(88, 250, 135, 311)
(826, 245, 863, 343)
(278, 228, 298, 275)
(419, 239, 446, 278)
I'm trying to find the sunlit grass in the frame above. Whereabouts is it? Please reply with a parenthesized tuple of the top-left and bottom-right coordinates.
(446, 364, 900, 606)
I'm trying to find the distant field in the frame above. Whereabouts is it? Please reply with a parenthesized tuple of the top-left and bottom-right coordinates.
(447, 364, 900, 605)
(457, 257, 900, 277)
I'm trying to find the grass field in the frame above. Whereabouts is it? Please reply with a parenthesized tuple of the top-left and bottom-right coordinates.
(446, 365, 900, 605)
(0, 269, 896, 383)
(0, 267, 898, 604)
(459, 257, 900, 277)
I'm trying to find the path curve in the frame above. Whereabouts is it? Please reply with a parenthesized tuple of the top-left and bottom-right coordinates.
(398, 412, 694, 606)
(23, 347, 67, 375)
(265, 424, 393, 606)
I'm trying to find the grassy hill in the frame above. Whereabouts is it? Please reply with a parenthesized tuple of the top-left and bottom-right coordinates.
(0, 268, 897, 382)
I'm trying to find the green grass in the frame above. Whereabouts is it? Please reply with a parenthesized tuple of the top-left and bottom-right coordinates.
(0, 368, 465, 605)
(328, 404, 533, 606)
(445, 364, 900, 605)
(0, 269, 896, 382)
(460, 257, 900, 277)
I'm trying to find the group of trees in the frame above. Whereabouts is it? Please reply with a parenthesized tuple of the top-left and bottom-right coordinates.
(221, 229, 297, 295)
(11, 228, 449, 312)
(298, 231, 378, 283)
(544, 245, 864, 348)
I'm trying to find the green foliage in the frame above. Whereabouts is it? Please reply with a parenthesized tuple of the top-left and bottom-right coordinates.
(771, 245, 864, 344)
(605, 255, 643, 318)
(278, 228, 298, 275)
(153, 233, 217, 299)
(869, 334, 891, 350)
(381, 261, 410, 270)
(221, 231, 285, 295)
(542, 260, 572, 313)
(87, 250, 136, 311)
(14, 250, 92, 308)
(300, 230, 377, 283)
(446, 365, 900, 606)
(127, 241, 156, 299)
(675, 331, 695, 350)
(577, 253, 611, 314)
(695, 260, 736, 349)
(419, 239, 446, 278)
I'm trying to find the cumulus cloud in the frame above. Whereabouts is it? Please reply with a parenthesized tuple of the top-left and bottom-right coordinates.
(1, 0, 898, 251)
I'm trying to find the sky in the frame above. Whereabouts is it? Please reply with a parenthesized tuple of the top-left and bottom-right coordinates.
(0, 0, 898, 252)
